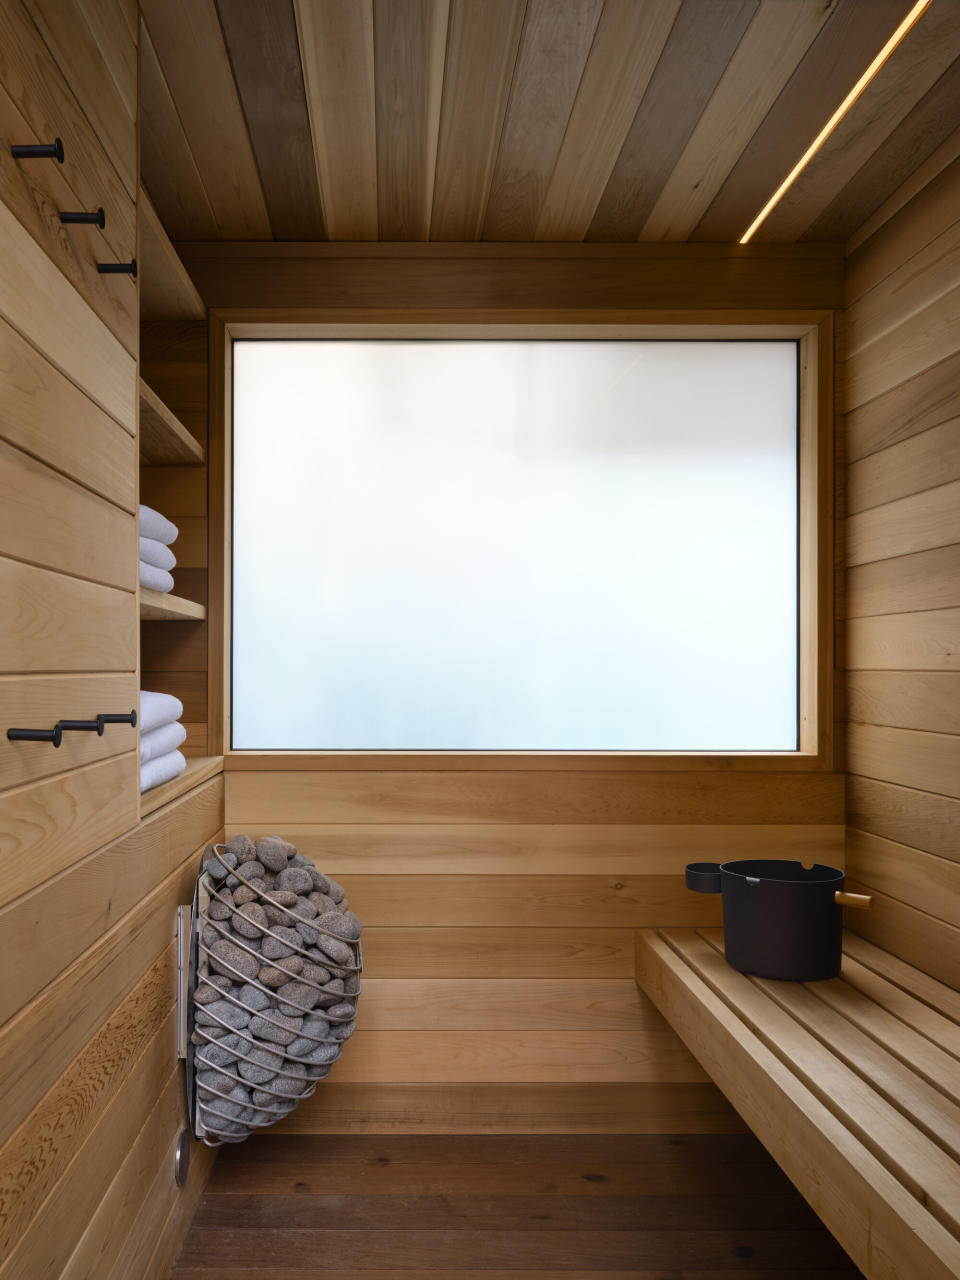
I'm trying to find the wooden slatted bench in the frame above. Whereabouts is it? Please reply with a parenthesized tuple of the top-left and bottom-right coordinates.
(636, 927, 960, 1280)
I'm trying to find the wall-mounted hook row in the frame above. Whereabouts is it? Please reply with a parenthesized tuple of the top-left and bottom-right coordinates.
(97, 258, 136, 277)
(10, 138, 64, 162)
(7, 709, 137, 746)
(60, 207, 105, 228)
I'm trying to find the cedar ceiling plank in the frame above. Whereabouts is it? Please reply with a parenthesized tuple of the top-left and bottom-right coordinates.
(430, 0, 527, 241)
(587, 0, 758, 243)
(639, 0, 837, 242)
(755, 0, 960, 242)
(294, 0, 378, 240)
(374, 0, 449, 240)
(139, 20, 219, 241)
(534, 0, 682, 242)
(140, 0, 272, 239)
(802, 55, 960, 243)
(692, 0, 909, 243)
(77, 0, 138, 119)
(482, 0, 603, 241)
(216, 0, 325, 240)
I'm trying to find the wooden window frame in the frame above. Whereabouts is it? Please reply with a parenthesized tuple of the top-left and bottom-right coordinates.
(209, 310, 835, 772)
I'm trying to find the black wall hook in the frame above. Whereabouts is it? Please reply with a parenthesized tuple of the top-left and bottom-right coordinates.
(7, 726, 63, 747)
(59, 719, 105, 735)
(11, 138, 64, 162)
(60, 207, 106, 229)
(97, 258, 136, 277)
(100, 710, 138, 728)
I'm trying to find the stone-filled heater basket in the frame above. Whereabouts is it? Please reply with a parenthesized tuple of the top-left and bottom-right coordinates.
(187, 834, 363, 1145)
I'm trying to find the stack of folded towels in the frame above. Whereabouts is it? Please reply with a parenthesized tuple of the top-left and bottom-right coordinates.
(139, 503, 179, 594)
(140, 689, 187, 793)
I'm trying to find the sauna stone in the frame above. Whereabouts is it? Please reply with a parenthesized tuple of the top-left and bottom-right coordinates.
(326, 1000, 356, 1021)
(295, 919, 319, 945)
(331, 1019, 357, 1041)
(318, 910, 361, 941)
(232, 903, 268, 938)
(309, 891, 337, 913)
(315, 933, 353, 964)
(249, 1011, 302, 1045)
(302, 961, 331, 985)
(236, 982, 271, 1013)
(275, 867, 314, 895)
(275, 981, 320, 1015)
(195, 974, 232, 1003)
(265, 889, 298, 907)
(238, 1044, 282, 1084)
(204, 849, 237, 881)
(255, 838, 290, 872)
(210, 938, 261, 981)
(225, 834, 256, 862)
(326, 877, 346, 903)
(195, 998, 250, 1030)
(261, 925, 301, 959)
(233, 885, 258, 906)
(196, 1036, 241, 1070)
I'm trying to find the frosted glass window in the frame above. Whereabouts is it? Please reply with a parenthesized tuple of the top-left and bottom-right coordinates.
(232, 340, 798, 750)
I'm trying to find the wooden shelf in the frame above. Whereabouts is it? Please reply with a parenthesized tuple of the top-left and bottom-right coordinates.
(140, 588, 206, 621)
(140, 755, 222, 817)
(139, 378, 204, 465)
(139, 187, 206, 323)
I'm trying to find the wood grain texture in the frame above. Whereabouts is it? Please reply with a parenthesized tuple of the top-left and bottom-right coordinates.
(360, 927, 635, 978)
(847, 775, 960, 863)
(639, 0, 835, 242)
(0, 314, 136, 509)
(587, 0, 758, 242)
(294, 0, 378, 240)
(429, 0, 525, 241)
(846, 416, 960, 513)
(845, 348, 960, 462)
(844, 878, 960, 993)
(139, 379, 205, 464)
(0, 197, 135, 427)
(846, 543, 960, 617)
(844, 282, 960, 412)
(140, 0, 271, 238)
(847, 671, 960, 735)
(0, 438, 135, 589)
(226, 769, 844, 824)
(534, 0, 681, 242)
(846, 827, 960, 920)
(846, 722, 960, 800)
(140, 191, 206, 322)
(846, 478, 960, 565)
(139, 19, 219, 240)
(217, 0, 326, 240)
(0, 558, 136, 674)
(691, 0, 908, 242)
(483, 0, 602, 240)
(846, 607, 960, 670)
(373, 0, 448, 240)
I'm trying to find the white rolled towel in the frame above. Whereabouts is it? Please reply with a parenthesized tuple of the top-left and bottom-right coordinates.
(139, 536, 176, 571)
(140, 749, 186, 794)
(140, 561, 174, 593)
(140, 719, 187, 765)
(139, 503, 179, 545)
(140, 690, 184, 734)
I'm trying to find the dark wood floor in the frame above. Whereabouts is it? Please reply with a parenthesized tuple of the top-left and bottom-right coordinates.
(172, 1134, 866, 1278)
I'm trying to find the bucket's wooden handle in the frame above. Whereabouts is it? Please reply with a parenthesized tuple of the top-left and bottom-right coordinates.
(835, 891, 872, 909)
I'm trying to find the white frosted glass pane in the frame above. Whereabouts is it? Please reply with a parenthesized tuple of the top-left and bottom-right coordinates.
(232, 340, 797, 750)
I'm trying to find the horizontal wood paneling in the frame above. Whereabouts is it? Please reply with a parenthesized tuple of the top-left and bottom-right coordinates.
(271, 1082, 742, 1135)
(227, 770, 844, 825)
(362, 927, 634, 978)
(0, 558, 136, 673)
(0, 673, 137, 787)
(844, 150, 960, 983)
(178, 242, 844, 311)
(355, 978, 649, 1029)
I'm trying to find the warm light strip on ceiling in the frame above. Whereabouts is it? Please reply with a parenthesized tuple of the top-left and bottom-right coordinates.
(739, 0, 932, 244)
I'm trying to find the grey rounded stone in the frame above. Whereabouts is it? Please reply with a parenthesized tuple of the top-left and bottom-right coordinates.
(325, 876, 346, 904)
(291, 896, 318, 920)
(225, 874, 240, 889)
(255, 838, 291, 872)
(306, 1064, 333, 1079)
(235, 982, 271, 1013)
(261, 925, 302, 960)
(308, 892, 337, 914)
(238, 1043, 283, 1084)
(225, 834, 256, 863)
(197, 1033, 242, 1069)
(267, 1063, 308, 1098)
(295, 919, 319, 946)
(197, 1068, 236, 1095)
(195, 998, 250, 1031)
(264, 889, 298, 907)
(232, 885, 258, 906)
(309, 868, 332, 894)
(331, 1019, 356, 1041)
(249, 1011, 303, 1045)
(318, 910, 361, 941)
(306, 1041, 341, 1065)
(202, 923, 226, 947)
(275, 981, 320, 1016)
(315, 932, 353, 965)
(234, 860, 265, 883)
(252, 1088, 297, 1109)
(302, 961, 332, 985)
(195, 974, 233, 1004)
(315, 978, 345, 1008)
(262, 903, 288, 926)
(343, 973, 361, 996)
(204, 848, 237, 881)
(232, 902, 268, 939)
(290, 851, 311, 866)
(245, 878, 267, 897)
(209, 938, 261, 982)
(326, 1000, 356, 1021)
(275, 867, 313, 895)
(207, 889, 234, 920)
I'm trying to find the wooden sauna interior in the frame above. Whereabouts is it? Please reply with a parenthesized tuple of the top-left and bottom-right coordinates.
(2, 0, 960, 1276)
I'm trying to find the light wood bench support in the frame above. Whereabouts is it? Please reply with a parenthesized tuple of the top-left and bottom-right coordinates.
(636, 927, 960, 1280)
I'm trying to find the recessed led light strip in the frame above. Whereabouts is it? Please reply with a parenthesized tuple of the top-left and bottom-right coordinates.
(739, 0, 932, 245)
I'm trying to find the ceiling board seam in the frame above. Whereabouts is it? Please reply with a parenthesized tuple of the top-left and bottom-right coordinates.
(473, 0, 530, 242)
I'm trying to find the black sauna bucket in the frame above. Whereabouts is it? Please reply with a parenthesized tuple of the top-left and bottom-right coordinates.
(685, 859, 871, 981)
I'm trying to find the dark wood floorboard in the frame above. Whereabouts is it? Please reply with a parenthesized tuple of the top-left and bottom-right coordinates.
(172, 1135, 865, 1277)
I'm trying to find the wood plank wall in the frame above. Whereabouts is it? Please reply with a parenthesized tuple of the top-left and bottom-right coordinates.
(0, 4, 221, 1274)
(843, 140, 960, 992)
(225, 765, 843, 1134)
(140, 319, 211, 755)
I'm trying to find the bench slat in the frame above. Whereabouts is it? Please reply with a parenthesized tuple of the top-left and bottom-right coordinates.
(843, 933, 960, 1030)
(637, 928, 960, 1280)
(840, 954, 960, 1063)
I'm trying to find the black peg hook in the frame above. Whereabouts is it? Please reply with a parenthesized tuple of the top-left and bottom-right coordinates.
(100, 710, 137, 728)
(11, 138, 64, 162)
(7, 725, 63, 747)
(60, 207, 106, 229)
(59, 718, 105, 735)
(97, 258, 136, 277)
